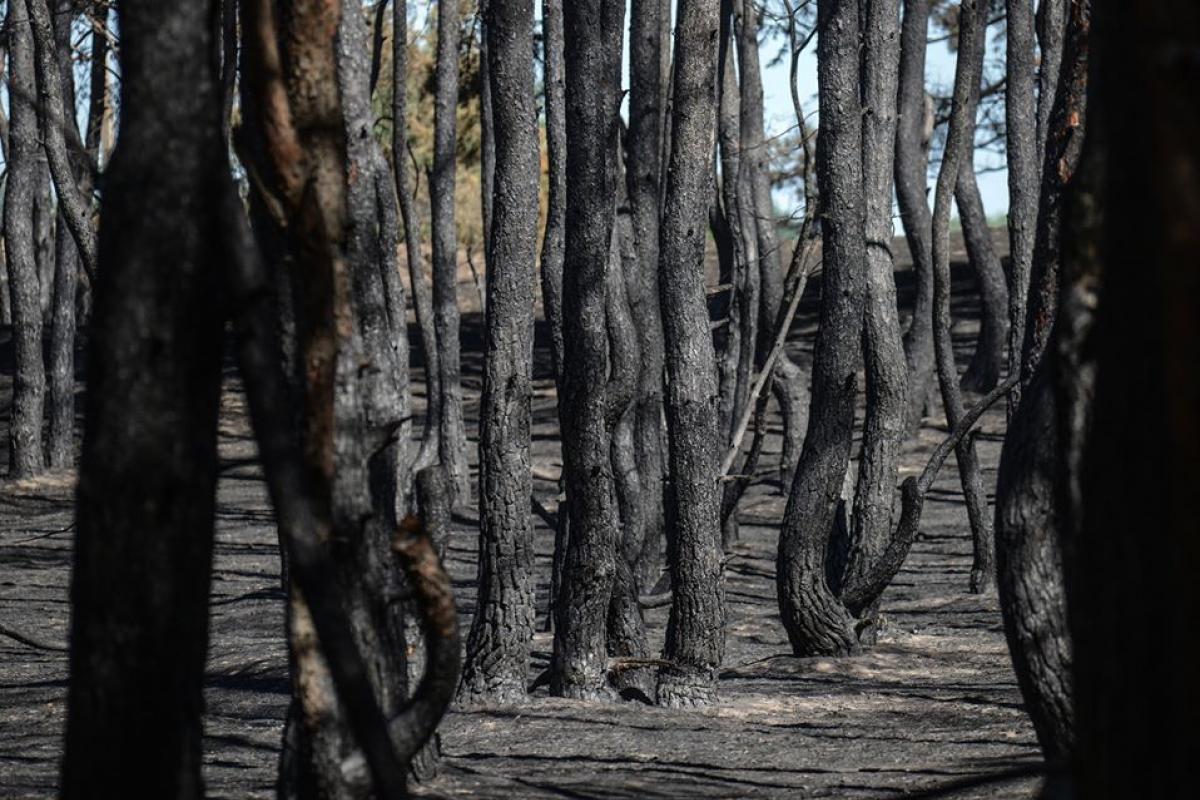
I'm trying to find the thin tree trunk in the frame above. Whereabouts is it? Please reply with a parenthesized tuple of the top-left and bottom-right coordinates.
(431, 0, 470, 502)
(656, 0, 725, 708)
(3, 0, 46, 479)
(928, 0, 994, 595)
(60, 2, 226, 795)
(957, 156, 1009, 393)
(550, 0, 626, 701)
(478, 0, 495, 259)
(392, 0, 442, 473)
(895, 0, 936, 435)
(459, 0, 539, 705)
(776, 0, 867, 658)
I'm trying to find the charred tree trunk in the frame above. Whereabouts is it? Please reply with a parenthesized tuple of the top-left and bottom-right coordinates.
(478, 0, 495, 260)
(626, 0, 670, 590)
(956, 156, 1009, 393)
(776, 0, 867, 658)
(895, 0, 936, 434)
(431, 0, 470, 502)
(656, 0, 726, 707)
(393, 0, 442, 473)
(459, 0, 539, 705)
(60, 1, 226, 795)
(928, 0, 994, 594)
(550, 0, 625, 701)
(3, 0, 46, 479)
(1069, 1, 1200, 793)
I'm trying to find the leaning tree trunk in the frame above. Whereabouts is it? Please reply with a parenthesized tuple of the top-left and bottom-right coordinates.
(956, 156, 1009, 393)
(393, 0, 442, 473)
(994, 0, 1090, 768)
(776, 0, 867, 658)
(927, 0, 994, 594)
(626, 0, 670, 590)
(656, 0, 726, 708)
(430, 0, 470, 502)
(1069, 2, 1199, 794)
(459, 0, 539, 706)
(895, 0, 936, 435)
(60, 1, 227, 795)
(550, 0, 625, 701)
(3, 0, 46, 479)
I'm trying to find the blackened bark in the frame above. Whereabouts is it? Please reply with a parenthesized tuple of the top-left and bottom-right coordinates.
(626, 0, 669, 589)
(60, 1, 226, 795)
(1033, 0, 1067, 173)
(895, 0, 936, 434)
(957, 156, 1009, 393)
(392, 0, 442, 473)
(928, 0, 994, 594)
(431, 0, 470, 501)
(478, 0, 495, 258)
(3, 0, 46, 479)
(1069, 2, 1200, 792)
(657, 0, 726, 707)
(845, 0, 906, 640)
(459, 0, 539, 705)
(776, 0, 865, 658)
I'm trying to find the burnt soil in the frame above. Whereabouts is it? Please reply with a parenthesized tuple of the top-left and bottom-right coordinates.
(0, 232, 1044, 798)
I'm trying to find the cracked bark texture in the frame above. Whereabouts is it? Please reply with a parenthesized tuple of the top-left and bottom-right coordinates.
(430, 0, 470, 502)
(460, 0, 539, 706)
(776, 0, 865, 659)
(3, 0, 46, 479)
(551, 0, 625, 701)
(60, 1, 226, 795)
(927, 0, 994, 595)
(895, 0, 936, 435)
(657, 0, 726, 707)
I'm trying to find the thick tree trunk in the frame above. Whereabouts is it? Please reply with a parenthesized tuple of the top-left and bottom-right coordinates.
(430, 0, 470, 502)
(550, 0, 625, 701)
(392, 0, 442, 473)
(928, 0, 994, 594)
(59, 2, 226, 795)
(3, 0, 46, 479)
(1069, 2, 1200, 793)
(626, 0, 670, 590)
(845, 0, 906, 643)
(459, 0, 539, 705)
(895, 0, 936, 435)
(776, 0, 866, 658)
(656, 0, 726, 707)
(957, 156, 1009, 393)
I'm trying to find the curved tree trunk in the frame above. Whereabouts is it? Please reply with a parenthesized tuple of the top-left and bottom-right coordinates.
(550, 0, 625, 701)
(957, 156, 1009, 393)
(776, 0, 867, 658)
(459, 0, 539, 705)
(656, 0, 726, 708)
(430, 0, 470, 502)
(928, 0, 994, 595)
(895, 0, 936, 435)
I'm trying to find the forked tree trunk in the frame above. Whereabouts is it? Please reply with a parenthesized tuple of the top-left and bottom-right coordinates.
(895, 0, 936, 435)
(656, 0, 726, 708)
(60, 2, 226, 795)
(430, 0, 470, 502)
(393, 0, 443, 473)
(4, 0, 45, 479)
(927, 0, 994, 594)
(459, 0, 539, 705)
(551, 0, 625, 701)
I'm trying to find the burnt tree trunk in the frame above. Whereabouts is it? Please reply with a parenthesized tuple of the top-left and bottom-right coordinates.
(550, 0, 625, 701)
(957, 156, 1009, 393)
(656, 0, 726, 708)
(895, 0, 936, 434)
(60, 1, 226, 795)
(459, 0, 539, 705)
(393, 0, 443, 473)
(776, 0, 867, 658)
(3, 0, 46, 479)
(430, 0, 470, 502)
(626, 0, 670, 590)
(928, 0, 994, 594)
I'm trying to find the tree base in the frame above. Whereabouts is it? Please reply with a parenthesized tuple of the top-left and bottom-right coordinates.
(655, 666, 717, 708)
